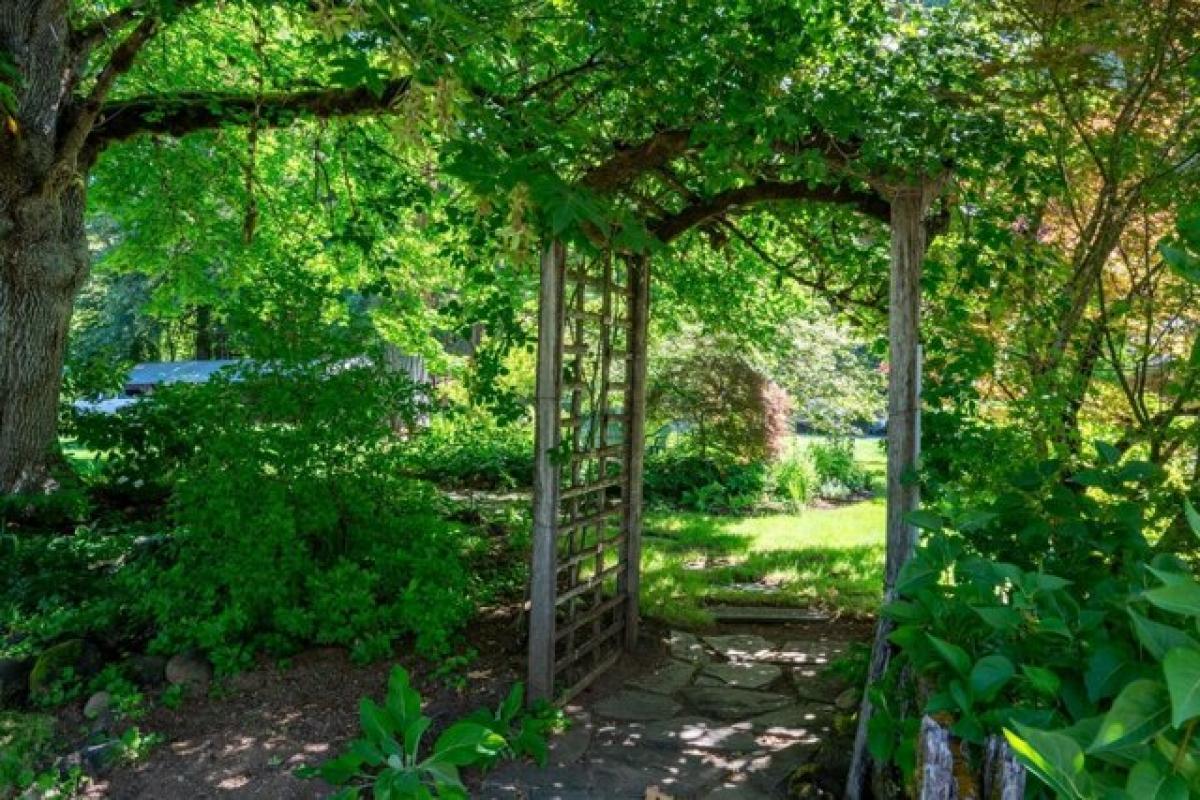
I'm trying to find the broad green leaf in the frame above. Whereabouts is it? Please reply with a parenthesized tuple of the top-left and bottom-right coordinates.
(1023, 665, 1062, 696)
(1163, 647, 1200, 728)
(1126, 759, 1189, 800)
(403, 716, 431, 762)
(386, 666, 423, 730)
(1086, 644, 1136, 702)
(313, 752, 364, 784)
(1186, 500, 1200, 541)
(1095, 441, 1122, 465)
(498, 683, 524, 723)
(867, 712, 895, 762)
(1129, 609, 1199, 660)
(359, 698, 401, 756)
(973, 605, 1021, 631)
(1145, 581, 1200, 618)
(970, 654, 1015, 702)
(905, 509, 942, 531)
(430, 721, 505, 767)
(1005, 722, 1092, 800)
(1089, 680, 1171, 753)
(927, 634, 972, 678)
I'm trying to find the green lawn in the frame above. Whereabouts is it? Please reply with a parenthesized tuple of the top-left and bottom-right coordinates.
(641, 500, 885, 626)
(640, 435, 887, 627)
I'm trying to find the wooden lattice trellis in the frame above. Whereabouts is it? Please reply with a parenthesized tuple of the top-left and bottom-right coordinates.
(528, 241, 650, 703)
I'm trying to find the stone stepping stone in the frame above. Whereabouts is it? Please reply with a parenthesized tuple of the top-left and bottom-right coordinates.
(701, 661, 783, 690)
(635, 716, 759, 753)
(594, 689, 682, 722)
(703, 784, 774, 800)
(587, 746, 727, 798)
(771, 639, 847, 665)
(681, 687, 791, 719)
(745, 740, 821, 794)
(748, 706, 828, 740)
(708, 606, 830, 624)
(702, 634, 775, 661)
(668, 630, 710, 664)
(627, 659, 698, 695)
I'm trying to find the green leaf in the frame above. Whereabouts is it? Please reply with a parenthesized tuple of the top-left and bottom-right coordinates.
(905, 509, 942, 531)
(1163, 647, 1200, 728)
(386, 666, 423, 730)
(1005, 722, 1092, 800)
(927, 634, 972, 678)
(1086, 644, 1135, 702)
(1126, 759, 1189, 800)
(312, 752, 364, 785)
(1089, 679, 1171, 753)
(360, 698, 400, 753)
(1145, 581, 1200, 617)
(867, 711, 895, 762)
(1129, 610, 1199, 660)
(970, 655, 1015, 702)
(1095, 441, 1122, 465)
(498, 683, 524, 723)
(430, 721, 505, 767)
(1186, 500, 1200, 541)
(1023, 665, 1062, 696)
(973, 605, 1021, 631)
(403, 716, 431, 762)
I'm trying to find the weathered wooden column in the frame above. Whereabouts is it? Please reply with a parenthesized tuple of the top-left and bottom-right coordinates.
(846, 181, 939, 800)
(621, 253, 650, 649)
(528, 240, 566, 704)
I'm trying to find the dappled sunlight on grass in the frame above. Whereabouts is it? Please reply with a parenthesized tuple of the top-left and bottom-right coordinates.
(642, 498, 885, 626)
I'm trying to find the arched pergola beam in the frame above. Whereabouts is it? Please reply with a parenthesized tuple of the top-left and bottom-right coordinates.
(649, 178, 890, 243)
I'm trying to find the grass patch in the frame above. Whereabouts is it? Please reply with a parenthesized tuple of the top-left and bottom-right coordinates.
(641, 497, 885, 627)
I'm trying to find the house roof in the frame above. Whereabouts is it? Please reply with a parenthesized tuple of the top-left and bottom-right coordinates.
(126, 360, 244, 386)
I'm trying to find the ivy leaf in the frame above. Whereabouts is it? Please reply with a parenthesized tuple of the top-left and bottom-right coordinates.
(1163, 647, 1200, 728)
(1089, 679, 1171, 753)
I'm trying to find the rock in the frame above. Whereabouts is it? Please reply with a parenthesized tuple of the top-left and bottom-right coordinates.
(29, 639, 92, 696)
(775, 640, 846, 666)
(547, 714, 593, 766)
(748, 705, 825, 737)
(125, 654, 167, 688)
(83, 691, 112, 720)
(703, 784, 774, 800)
(628, 660, 698, 695)
(166, 653, 212, 690)
(746, 741, 820, 794)
(701, 662, 782, 690)
(0, 657, 31, 708)
(681, 687, 791, 720)
(594, 690, 682, 722)
(702, 635, 774, 661)
(667, 631, 709, 664)
(81, 739, 123, 775)
(834, 687, 860, 711)
(636, 716, 759, 753)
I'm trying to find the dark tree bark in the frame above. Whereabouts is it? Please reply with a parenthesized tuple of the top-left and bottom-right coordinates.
(0, 1, 92, 493)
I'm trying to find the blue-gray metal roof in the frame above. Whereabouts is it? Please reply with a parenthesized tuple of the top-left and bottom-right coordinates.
(126, 360, 244, 386)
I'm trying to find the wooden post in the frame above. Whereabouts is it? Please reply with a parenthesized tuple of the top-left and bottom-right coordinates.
(622, 253, 650, 649)
(846, 182, 937, 799)
(528, 240, 566, 704)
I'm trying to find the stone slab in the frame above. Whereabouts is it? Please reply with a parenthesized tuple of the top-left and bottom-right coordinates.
(593, 689, 682, 722)
(681, 687, 791, 720)
(702, 634, 775, 661)
(667, 631, 710, 664)
(635, 716, 759, 753)
(707, 606, 830, 624)
(745, 740, 820, 794)
(627, 659, 698, 695)
(702, 662, 783, 690)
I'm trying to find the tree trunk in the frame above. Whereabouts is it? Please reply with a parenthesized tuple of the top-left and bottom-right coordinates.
(0, 183, 91, 494)
(1, 1, 92, 495)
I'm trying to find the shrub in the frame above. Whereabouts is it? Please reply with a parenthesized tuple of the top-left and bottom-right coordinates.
(44, 360, 478, 675)
(868, 447, 1200, 797)
(404, 413, 534, 490)
(770, 455, 814, 510)
(808, 437, 873, 499)
(644, 447, 767, 513)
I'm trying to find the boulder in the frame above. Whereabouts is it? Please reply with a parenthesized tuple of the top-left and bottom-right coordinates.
(29, 639, 96, 696)
(166, 652, 212, 690)
(83, 691, 112, 720)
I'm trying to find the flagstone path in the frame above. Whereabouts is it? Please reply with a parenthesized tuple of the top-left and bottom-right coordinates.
(482, 624, 858, 799)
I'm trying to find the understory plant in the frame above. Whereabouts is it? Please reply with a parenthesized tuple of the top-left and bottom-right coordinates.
(868, 446, 1200, 797)
(304, 667, 557, 799)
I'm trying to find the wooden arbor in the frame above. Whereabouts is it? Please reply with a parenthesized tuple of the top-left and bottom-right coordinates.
(526, 242, 650, 703)
(522, 170, 946, 770)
